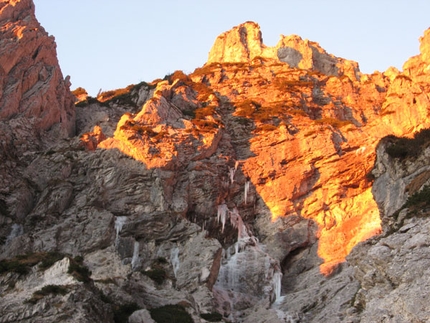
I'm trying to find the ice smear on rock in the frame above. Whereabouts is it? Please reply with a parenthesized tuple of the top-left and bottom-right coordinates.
(131, 241, 140, 270)
(5, 224, 23, 245)
(170, 246, 180, 277)
(229, 167, 236, 184)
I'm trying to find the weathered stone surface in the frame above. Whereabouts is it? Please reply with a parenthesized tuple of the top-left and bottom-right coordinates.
(0, 0, 75, 235)
(4, 5, 430, 322)
(207, 21, 269, 64)
(340, 134, 430, 322)
(0, 257, 113, 323)
(129, 309, 156, 323)
(0, 0, 75, 146)
(175, 232, 222, 291)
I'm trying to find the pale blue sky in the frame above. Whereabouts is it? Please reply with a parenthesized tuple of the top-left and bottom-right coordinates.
(33, 1, 430, 96)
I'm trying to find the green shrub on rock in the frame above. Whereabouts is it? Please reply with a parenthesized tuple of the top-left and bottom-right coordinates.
(26, 284, 68, 304)
(149, 304, 193, 323)
(200, 312, 223, 322)
(113, 302, 140, 323)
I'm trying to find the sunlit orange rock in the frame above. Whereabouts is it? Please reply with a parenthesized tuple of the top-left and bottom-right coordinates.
(97, 22, 430, 273)
(0, 0, 75, 136)
(72, 87, 89, 102)
(207, 21, 360, 80)
(80, 125, 106, 151)
(99, 79, 224, 170)
(207, 21, 273, 64)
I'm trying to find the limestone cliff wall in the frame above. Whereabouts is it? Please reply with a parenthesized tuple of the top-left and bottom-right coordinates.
(0, 0, 75, 153)
(3, 11, 430, 323)
(0, 0, 75, 227)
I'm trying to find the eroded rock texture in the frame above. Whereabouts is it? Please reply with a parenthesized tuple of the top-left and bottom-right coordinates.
(0, 0, 75, 235)
(2, 8, 430, 322)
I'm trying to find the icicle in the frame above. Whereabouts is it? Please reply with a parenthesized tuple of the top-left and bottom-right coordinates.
(244, 181, 250, 204)
(170, 247, 180, 277)
(131, 241, 140, 270)
(5, 224, 23, 245)
(229, 167, 235, 184)
(236, 212, 250, 241)
(115, 218, 125, 236)
(217, 204, 229, 232)
(114, 216, 127, 241)
(272, 271, 282, 301)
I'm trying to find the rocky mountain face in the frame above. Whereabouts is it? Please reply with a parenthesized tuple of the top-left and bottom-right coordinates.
(0, 0, 75, 233)
(1, 2, 430, 322)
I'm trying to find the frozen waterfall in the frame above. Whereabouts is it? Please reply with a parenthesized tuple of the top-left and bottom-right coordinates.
(272, 271, 283, 301)
(213, 207, 283, 320)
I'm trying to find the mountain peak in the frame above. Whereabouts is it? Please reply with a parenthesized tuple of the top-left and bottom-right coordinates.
(207, 21, 267, 64)
(207, 21, 360, 79)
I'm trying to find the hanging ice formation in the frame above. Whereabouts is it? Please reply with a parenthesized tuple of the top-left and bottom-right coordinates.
(170, 246, 180, 277)
(114, 216, 127, 244)
(244, 181, 250, 204)
(272, 271, 282, 301)
(229, 207, 252, 243)
(213, 206, 283, 320)
(229, 167, 235, 184)
(216, 206, 256, 245)
(131, 241, 140, 270)
(217, 204, 229, 233)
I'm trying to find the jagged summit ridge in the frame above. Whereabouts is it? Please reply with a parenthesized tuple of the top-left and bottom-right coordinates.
(207, 21, 360, 80)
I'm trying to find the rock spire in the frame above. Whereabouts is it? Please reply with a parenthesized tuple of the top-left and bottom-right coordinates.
(0, 0, 75, 155)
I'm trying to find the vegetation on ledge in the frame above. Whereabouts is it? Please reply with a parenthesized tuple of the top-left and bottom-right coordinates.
(385, 128, 430, 159)
(149, 304, 193, 323)
(314, 117, 352, 129)
(68, 255, 91, 283)
(0, 252, 66, 276)
(141, 267, 167, 285)
(113, 302, 140, 323)
(26, 284, 68, 304)
(200, 312, 223, 322)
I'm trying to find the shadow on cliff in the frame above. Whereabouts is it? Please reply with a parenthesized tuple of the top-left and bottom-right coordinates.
(175, 86, 330, 294)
